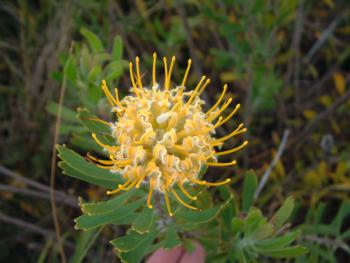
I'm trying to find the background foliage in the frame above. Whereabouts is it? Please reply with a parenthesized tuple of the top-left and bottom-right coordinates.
(0, 0, 350, 262)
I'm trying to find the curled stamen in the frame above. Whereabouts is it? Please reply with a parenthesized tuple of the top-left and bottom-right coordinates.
(215, 141, 249, 156)
(171, 188, 197, 210)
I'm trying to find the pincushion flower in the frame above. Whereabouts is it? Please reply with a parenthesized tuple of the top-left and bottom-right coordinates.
(88, 54, 248, 216)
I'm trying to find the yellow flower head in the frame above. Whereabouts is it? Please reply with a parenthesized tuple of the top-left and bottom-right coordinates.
(88, 53, 248, 216)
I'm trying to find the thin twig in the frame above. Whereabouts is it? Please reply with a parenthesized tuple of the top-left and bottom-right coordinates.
(0, 183, 78, 207)
(49, 43, 74, 263)
(304, 235, 350, 253)
(0, 165, 76, 204)
(254, 130, 290, 199)
(0, 211, 53, 237)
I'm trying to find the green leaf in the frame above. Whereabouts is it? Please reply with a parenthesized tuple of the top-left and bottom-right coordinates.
(118, 229, 159, 263)
(80, 27, 104, 53)
(111, 230, 149, 253)
(255, 230, 301, 250)
(69, 227, 102, 263)
(176, 195, 233, 225)
(256, 245, 308, 258)
(46, 102, 78, 122)
(80, 188, 140, 215)
(242, 170, 258, 212)
(112, 35, 123, 61)
(75, 198, 144, 230)
(57, 145, 123, 185)
(163, 225, 181, 249)
(132, 207, 155, 234)
(231, 217, 244, 234)
(270, 197, 294, 229)
(244, 208, 265, 237)
(77, 108, 111, 134)
(64, 56, 77, 83)
(58, 161, 117, 189)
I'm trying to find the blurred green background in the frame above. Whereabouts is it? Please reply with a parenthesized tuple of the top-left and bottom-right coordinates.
(0, 0, 350, 262)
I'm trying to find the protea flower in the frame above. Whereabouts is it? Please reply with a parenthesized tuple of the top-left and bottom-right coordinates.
(88, 54, 247, 215)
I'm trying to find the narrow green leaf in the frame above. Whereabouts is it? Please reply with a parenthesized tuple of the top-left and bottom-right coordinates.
(256, 245, 308, 258)
(47, 102, 78, 122)
(111, 230, 149, 253)
(69, 227, 102, 263)
(242, 170, 257, 212)
(231, 217, 244, 234)
(118, 230, 159, 263)
(132, 207, 155, 234)
(75, 199, 144, 230)
(112, 35, 123, 61)
(77, 108, 111, 134)
(81, 188, 140, 215)
(163, 225, 181, 249)
(80, 27, 104, 53)
(57, 145, 122, 184)
(58, 161, 117, 189)
(244, 208, 265, 237)
(176, 195, 233, 224)
(255, 230, 301, 250)
(270, 197, 294, 229)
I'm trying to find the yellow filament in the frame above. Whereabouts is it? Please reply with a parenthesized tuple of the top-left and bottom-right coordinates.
(206, 84, 228, 115)
(165, 56, 176, 91)
(96, 164, 114, 169)
(181, 59, 192, 87)
(147, 178, 155, 208)
(101, 80, 118, 106)
(121, 179, 137, 191)
(81, 117, 111, 126)
(135, 56, 143, 89)
(129, 62, 141, 98)
(197, 78, 211, 97)
(206, 160, 237, 167)
(177, 182, 197, 200)
(214, 124, 246, 143)
(171, 189, 197, 210)
(215, 141, 249, 156)
(164, 190, 173, 216)
(114, 88, 124, 109)
(106, 179, 131, 195)
(186, 76, 206, 106)
(212, 116, 223, 129)
(207, 98, 232, 122)
(136, 172, 148, 188)
(217, 104, 241, 127)
(192, 178, 231, 187)
(86, 153, 114, 165)
(152, 52, 157, 85)
(92, 133, 110, 149)
(163, 57, 168, 91)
